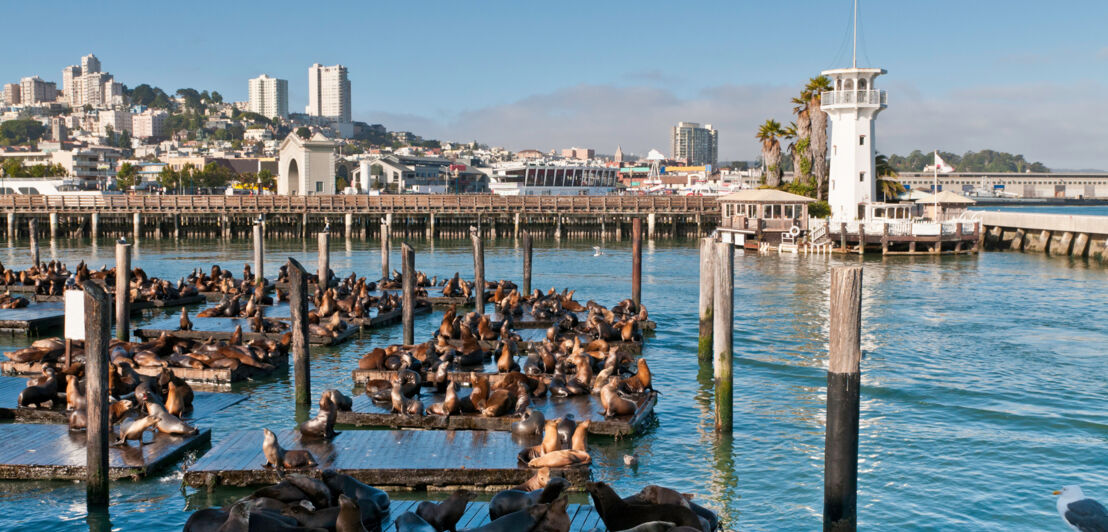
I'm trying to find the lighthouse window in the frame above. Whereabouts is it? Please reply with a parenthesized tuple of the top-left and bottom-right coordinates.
(859, 135, 865, 146)
(859, 171, 865, 182)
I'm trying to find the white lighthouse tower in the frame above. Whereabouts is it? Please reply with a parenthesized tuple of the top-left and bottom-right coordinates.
(822, 3, 887, 221)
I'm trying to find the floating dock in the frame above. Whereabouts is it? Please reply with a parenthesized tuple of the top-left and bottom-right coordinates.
(2, 349, 290, 386)
(0, 375, 247, 423)
(0, 423, 211, 481)
(0, 302, 65, 334)
(134, 319, 358, 346)
(183, 429, 590, 490)
(336, 391, 656, 437)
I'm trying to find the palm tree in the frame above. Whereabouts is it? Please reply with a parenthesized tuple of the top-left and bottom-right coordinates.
(791, 90, 812, 183)
(875, 154, 905, 201)
(805, 75, 833, 199)
(756, 119, 785, 187)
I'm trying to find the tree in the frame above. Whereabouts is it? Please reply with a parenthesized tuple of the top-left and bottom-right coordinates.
(177, 88, 202, 110)
(806, 75, 833, 199)
(116, 162, 138, 190)
(875, 154, 905, 201)
(0, 119, 48, 145)
(256, 169, 275, 191)
(790, 86, 813, 183)
(117, 129, 131, 149)
(210, 91, 224, 104)
(756, 119, 785, 187)
(296, 127, 311, 139)
(158, 166, 179, 193)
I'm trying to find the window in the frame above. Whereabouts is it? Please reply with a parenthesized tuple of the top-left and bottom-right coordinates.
(315, 181, 323, 192)
(859, 135, 865, 146)
(784, 205, 794, 218)
(859, 171, 865, 182)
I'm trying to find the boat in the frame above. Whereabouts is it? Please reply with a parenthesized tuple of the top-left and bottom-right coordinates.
(488, 162, 618, 196)
(0, 178, 121, 196)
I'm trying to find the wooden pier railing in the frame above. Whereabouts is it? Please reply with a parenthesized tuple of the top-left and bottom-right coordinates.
(0, 194, 720, 214)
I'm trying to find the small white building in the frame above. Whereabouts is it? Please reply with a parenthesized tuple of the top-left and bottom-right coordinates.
(277, 132, 337, 195)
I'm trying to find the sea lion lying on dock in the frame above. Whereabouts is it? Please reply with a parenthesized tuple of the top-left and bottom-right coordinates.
(18, 366, 58, 408)
(488, 476, 571, 520)
(587, 481, 710, 532)
(262, 427, 317, 469)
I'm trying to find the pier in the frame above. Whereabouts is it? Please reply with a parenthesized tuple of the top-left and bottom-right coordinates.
(979, 210, 1108, 259)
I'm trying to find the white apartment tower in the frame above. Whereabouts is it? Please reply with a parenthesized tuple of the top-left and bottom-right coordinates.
(821, 67, 887, 220)
(248, 74, 289, 119)
(306, 63, 351, 124)
(61, 65, 81, 105)
(62, 53, 121, 108)
(81, 54, 101, 74)
(19, 76, 57, 104)
(670, 122, 718, 167)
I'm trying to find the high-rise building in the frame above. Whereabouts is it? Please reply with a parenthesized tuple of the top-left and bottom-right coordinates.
(81, 54, 101, 74)
(19, 76, 57, 104)
(2, 83, 20, 105)
(248, 74, 289, 119)
(133, 109, 168, 139)
(64, 54, 120, 108)
(670, 122, 718, 167)
(306, 63, 351, 123)
(61, 65, 81, 105)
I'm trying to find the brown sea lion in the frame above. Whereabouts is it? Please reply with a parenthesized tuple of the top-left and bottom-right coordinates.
(109, 399, 134, 425)
(427, 380, 459, 417)
(114, 415, 159, 446)
(511, 407, 545, 438)
(586, 481, 704, 532)
(179, 307, 192, 331)
(416, 489, 475, 532)
(336, 494, 369, 532)
(480, 389, 512, 418)
(147, 402, 199, 435)
(65, 374, 86, 411)
(165, 380, 193, 417)
(527, 449, 591, 468)
(601, 377, 638, 417)
(18, 369, 58, 408)
(262, 428, 317, 469)
(358, 348, 387, 370)
(68, 407, 88, 431)
(488, 477, 572, 521)
(299, 393, 339, 439)
(321, 389, 353, 411)
(571, 419, 590, 452)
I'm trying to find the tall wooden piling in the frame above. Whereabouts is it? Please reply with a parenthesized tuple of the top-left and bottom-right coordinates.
(712, 241, 733, 434)
(698, 237, 715, 363)
(6, 212, 13, 241)
(824, 266, 863, 532)
(401, 243, 415, 345)
(287, 258, 310, 405)
(49, 212, 58, 239)
(29, 218, 39, 266)
(132, 212, 141, 239)
(344, 213, 353, 239)
(380, 222, 390, 281)
(471, 226, 485, 313)
(253, 221, 264, 287)
(114, 239, 131, 341)
(318, 227, 330, 286)
(90, 212, 99, 240)
(632, 217, 643, 307)
(522, 230, 533, 295)
(82, 281, 111, 506)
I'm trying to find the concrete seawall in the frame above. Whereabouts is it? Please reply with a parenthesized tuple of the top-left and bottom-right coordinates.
(978, 211, 1108, 260)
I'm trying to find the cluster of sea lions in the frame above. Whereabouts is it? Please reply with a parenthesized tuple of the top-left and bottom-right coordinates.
(0, 291, 30, 308)
(380, 268, 433, 293)
(516, 413, 592, 468)
(0, 260, 70, 295)
(585, 481, 719, 532)
(67, 262, 200, 303)
(183, 469, 391, 531)
(187, 264, 263, 295)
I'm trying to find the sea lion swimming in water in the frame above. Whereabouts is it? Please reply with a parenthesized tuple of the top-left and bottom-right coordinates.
(262, 428, 317, 469)
(415, 489, 475, 532)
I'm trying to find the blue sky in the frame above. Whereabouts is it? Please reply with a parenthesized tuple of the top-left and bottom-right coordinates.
(3, 0, 1107, 168)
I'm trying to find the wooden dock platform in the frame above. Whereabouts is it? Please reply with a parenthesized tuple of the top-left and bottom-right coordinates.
(0, 423, 211, 481)
(0, 302, 65, 334)
(336, 391, 656, 437)
(183, 429, 590, 490)
(1, 353, 288, 386)
(0, 375, 247, 423)
(134, 318, 359, 346)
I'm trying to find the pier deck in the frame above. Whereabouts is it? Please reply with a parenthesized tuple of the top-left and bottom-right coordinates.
(0, 423, 211, 481)
(0, 375, 247, 423)
(337, 391, 656, 437)
(0, 302, 65, 334)
(183, 429, 590, 490)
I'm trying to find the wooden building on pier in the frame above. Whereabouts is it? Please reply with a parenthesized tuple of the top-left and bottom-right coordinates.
(716, 189, 814, 250)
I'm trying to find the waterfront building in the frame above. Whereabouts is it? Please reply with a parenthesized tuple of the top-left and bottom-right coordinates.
(670, 122, 718, 167)
(306, 63, 351, 124)
(717, 189, 815, 247)
(248, 74, 289, 119)
(19, 76, 57, 104)
(277, 132, 337, 195)
(488, 161, 618, 196)
(561, 147, 595, 160)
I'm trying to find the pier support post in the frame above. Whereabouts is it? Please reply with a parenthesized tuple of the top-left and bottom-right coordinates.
(429, 213, 436, 240)
(840, 223, 847, 253)
(132, 212, 141, 239)
(288, 258, 310, 405)
(82, 281, 111, 507)
(955, 223, 964, 253)
(881, 223, 889, 255)
(172, 213, 179, 240)
(29, 218, 39, 266)
(6, 212, 13, 241)
(824, 266, 863, 532)
(514, 213, 520, 239)
(1073, 233, 1090, 258)
(344, 212, 353, 240)
(253, 221, 264, 288)
(318, 227, 330, 286)
(712, 241, 733, 434)
(49, 212, 58, 239)
(380, 222, 390, 281)
(402, 243, 415, 345)
(632, 217, 642, 307)
(698, 237, 714, 364)
(555, 216, 562, 240)
(90, 213, 99, 240)
(522, 230, 532, 295)
(115, 239, 131, 341)
(857, 224, 866, 255)
(471, 226, 485, 313)
(648, 213, 656, 239)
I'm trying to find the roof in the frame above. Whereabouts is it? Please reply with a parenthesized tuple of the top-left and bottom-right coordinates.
(718, 189, 816, 203)
(914, 190, 976, 205)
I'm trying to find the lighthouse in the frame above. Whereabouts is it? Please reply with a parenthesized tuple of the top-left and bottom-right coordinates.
(822, 67, 887, 220)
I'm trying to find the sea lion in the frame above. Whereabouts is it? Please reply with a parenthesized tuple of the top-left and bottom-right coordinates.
(179, 307, 193, 331)
(480, 389, 512, 418)
(165, 380, 193, 417)
(252, 479, 310, 503)
(65, 374, 86, 411)
(320, 470, 390, 521)
(109, 399, 134, 425)
(416, 489, 475, 532)
(182, 507, 229, 532)
(586, 482, 704, 532)
(488, 477, 571, 520)
(511, 408, 545, 438)
(283, 503, 341, 530)
(601, 377, 637, 417)
(527, 449, 591, 468)
(68, 407, 88, 430)
(284, 474, 334, 510)
(571, 419, 590, 451)
(462, 503, 549, 532)
(321, 389, 353, 412)
(555, 415, 576, 448)
(114, 415, 159, 446)
(299, 393, 340, 439)
(394, 511, 437, 532)
(427, 380, 459, 417)
(18, 368, 58, 408)
(262, 428, 317, 469)
(623, 487, 717, 531)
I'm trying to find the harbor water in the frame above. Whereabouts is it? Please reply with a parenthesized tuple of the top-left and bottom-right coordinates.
(0, 229, 1105, 530)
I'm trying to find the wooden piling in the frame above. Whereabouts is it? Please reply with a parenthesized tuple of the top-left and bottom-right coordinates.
(114, 240, 131, 341)
(632, 217, 642, 307)
(287, 258, 310, 405)
(82, 280, 111, 506)
(380, 222, 390, 281)
(712, 241, 733, 434)
(401, 243, 415, 345)
(522, 230, 532, 295)
(698, 237, 714, 364)
(253, 221, 264, 287)
(318, 228, 330, 286)
(471, 226, 485, 313)
(29, 218, 39, 266)
(824, 266, 863, 532)
(6, 212, 13, 241)
(49, 212, 58, 239)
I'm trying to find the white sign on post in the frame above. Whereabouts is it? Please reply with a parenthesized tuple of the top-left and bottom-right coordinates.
(64, 289, 85, 341)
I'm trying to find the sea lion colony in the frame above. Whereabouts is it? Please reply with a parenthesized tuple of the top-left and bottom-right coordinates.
(0, 260, 71, 295)
(4, 329, 288, 374)
(11, 357, 199, 444)
(183, 470, 720, 532)
(0, 259, 200, 302)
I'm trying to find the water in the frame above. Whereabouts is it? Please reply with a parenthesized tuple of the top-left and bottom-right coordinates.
(0, 234, 1106, 531)
(971, 204, 1108, 216)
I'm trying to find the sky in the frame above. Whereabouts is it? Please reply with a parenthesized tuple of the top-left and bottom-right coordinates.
(2, 0, 1107, 169)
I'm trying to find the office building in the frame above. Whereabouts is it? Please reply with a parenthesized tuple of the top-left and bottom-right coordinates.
(670, 122, 718, 167)
(306, 63, 351, 123)
(248, 74, 289, 119)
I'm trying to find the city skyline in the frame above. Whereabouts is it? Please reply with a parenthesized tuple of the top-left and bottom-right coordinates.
(0, 0, 1106, 167)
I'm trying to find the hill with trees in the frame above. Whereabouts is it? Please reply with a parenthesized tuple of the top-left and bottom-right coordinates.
(887, 150, 1049, 173)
